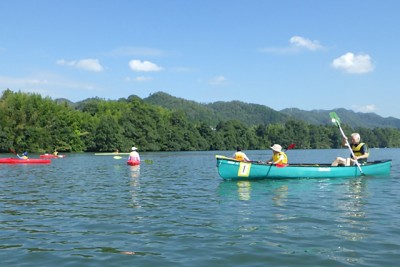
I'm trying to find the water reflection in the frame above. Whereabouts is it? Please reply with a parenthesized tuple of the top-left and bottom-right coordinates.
(217, 177, 371, 243)
(237, 181, 251, 201)
(272, 185, 288, 206)
(129, 166, 141, 208)
(334, 178, 369, 241)
(218, 180, 255, 201)
(218, 180, 290, 204)
(129, 165, 140, 179)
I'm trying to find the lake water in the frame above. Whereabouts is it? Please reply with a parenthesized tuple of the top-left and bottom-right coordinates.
(1, 149, 400, 267)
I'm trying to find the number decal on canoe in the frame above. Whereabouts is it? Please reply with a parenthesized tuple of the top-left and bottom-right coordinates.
(238, 162, 251, 177)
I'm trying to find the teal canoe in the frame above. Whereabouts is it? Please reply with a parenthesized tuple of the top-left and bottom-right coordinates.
(215, 155, 392, 180)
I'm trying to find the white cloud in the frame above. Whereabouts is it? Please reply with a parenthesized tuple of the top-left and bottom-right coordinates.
(331, 52, 374, 74)
(56, 59, 73, 66)
(76, 59, 104, 72)
(209, 75, 228, 85)
(289, 36, 323, 51)
(0, 75, 48, 86)
(352, 104, 377, 113)
(261, 35, 324, 54)
(0, 73, 97, 98)
(57, 58, 104, 72)
(129, 60, 163, 72)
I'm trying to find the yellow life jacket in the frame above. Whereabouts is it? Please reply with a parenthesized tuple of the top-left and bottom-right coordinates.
(351, 142, 368, 164)
(272, 152, 288, 164)
(234, 151, 247, 161)
(351, 143, 367, 157)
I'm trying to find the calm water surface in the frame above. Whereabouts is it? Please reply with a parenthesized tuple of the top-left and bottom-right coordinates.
(1, 149, 400, 266)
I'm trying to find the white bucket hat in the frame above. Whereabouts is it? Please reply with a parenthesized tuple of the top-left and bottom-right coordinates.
(132, 146, 138, 151)
(271, 144, 282, 152)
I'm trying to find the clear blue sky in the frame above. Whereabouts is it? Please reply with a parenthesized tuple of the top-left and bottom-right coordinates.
(1, 0, 399, 118)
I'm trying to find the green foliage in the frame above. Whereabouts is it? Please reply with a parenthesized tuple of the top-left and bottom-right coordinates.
(282, 108, 400, 128)
(1, 89, 400, 153)
(144, 91, 289, 127)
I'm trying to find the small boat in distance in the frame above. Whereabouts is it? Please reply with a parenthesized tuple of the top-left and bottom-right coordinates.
(94, 152, 130, 156)
(0, 158, 51, 164)
(40, 154, 66, 159)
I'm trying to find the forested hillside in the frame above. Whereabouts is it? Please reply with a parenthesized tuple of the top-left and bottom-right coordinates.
(144, 92, 400, 128)
(2, 89, 400, 153)
(281, 108, 400, 128)
(143, 91, 221, 126)
(144, 91, 290, 127)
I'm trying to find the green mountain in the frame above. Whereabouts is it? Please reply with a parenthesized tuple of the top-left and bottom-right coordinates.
(206, 101, 288, 126)
(143, 92, 289, 126)
(143, 91, 400, 129)
(280, 108, 400, 128)
(143, 91, 221, 125)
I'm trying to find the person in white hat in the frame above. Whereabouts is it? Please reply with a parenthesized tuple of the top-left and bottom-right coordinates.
(267, 144, 288, 165)
(128, 146, 141, 162)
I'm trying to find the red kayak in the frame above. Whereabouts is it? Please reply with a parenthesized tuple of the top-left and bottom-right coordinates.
(127, 160, 140, 166)
(0, 158, 51, 164)
(40, 154, 66, 159)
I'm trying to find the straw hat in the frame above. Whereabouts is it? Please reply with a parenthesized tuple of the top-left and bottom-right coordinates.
(270, 144, 282, 152)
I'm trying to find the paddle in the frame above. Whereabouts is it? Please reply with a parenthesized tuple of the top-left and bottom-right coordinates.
(285, 143, 296, 152)
(9, 148, 21, 157)
(9, 148, 23, 159)
(329, 112, 364, 175)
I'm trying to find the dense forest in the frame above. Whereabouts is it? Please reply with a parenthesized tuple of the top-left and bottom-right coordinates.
(1, 89, 400, 153)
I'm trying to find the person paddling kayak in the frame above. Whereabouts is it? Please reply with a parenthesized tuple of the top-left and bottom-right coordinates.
(17, 151, 29, 159)
(128, 147, 141, 163)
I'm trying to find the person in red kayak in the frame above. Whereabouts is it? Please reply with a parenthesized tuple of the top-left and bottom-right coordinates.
(128, 146, 141, 163)
(17, 151, 29, 159)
